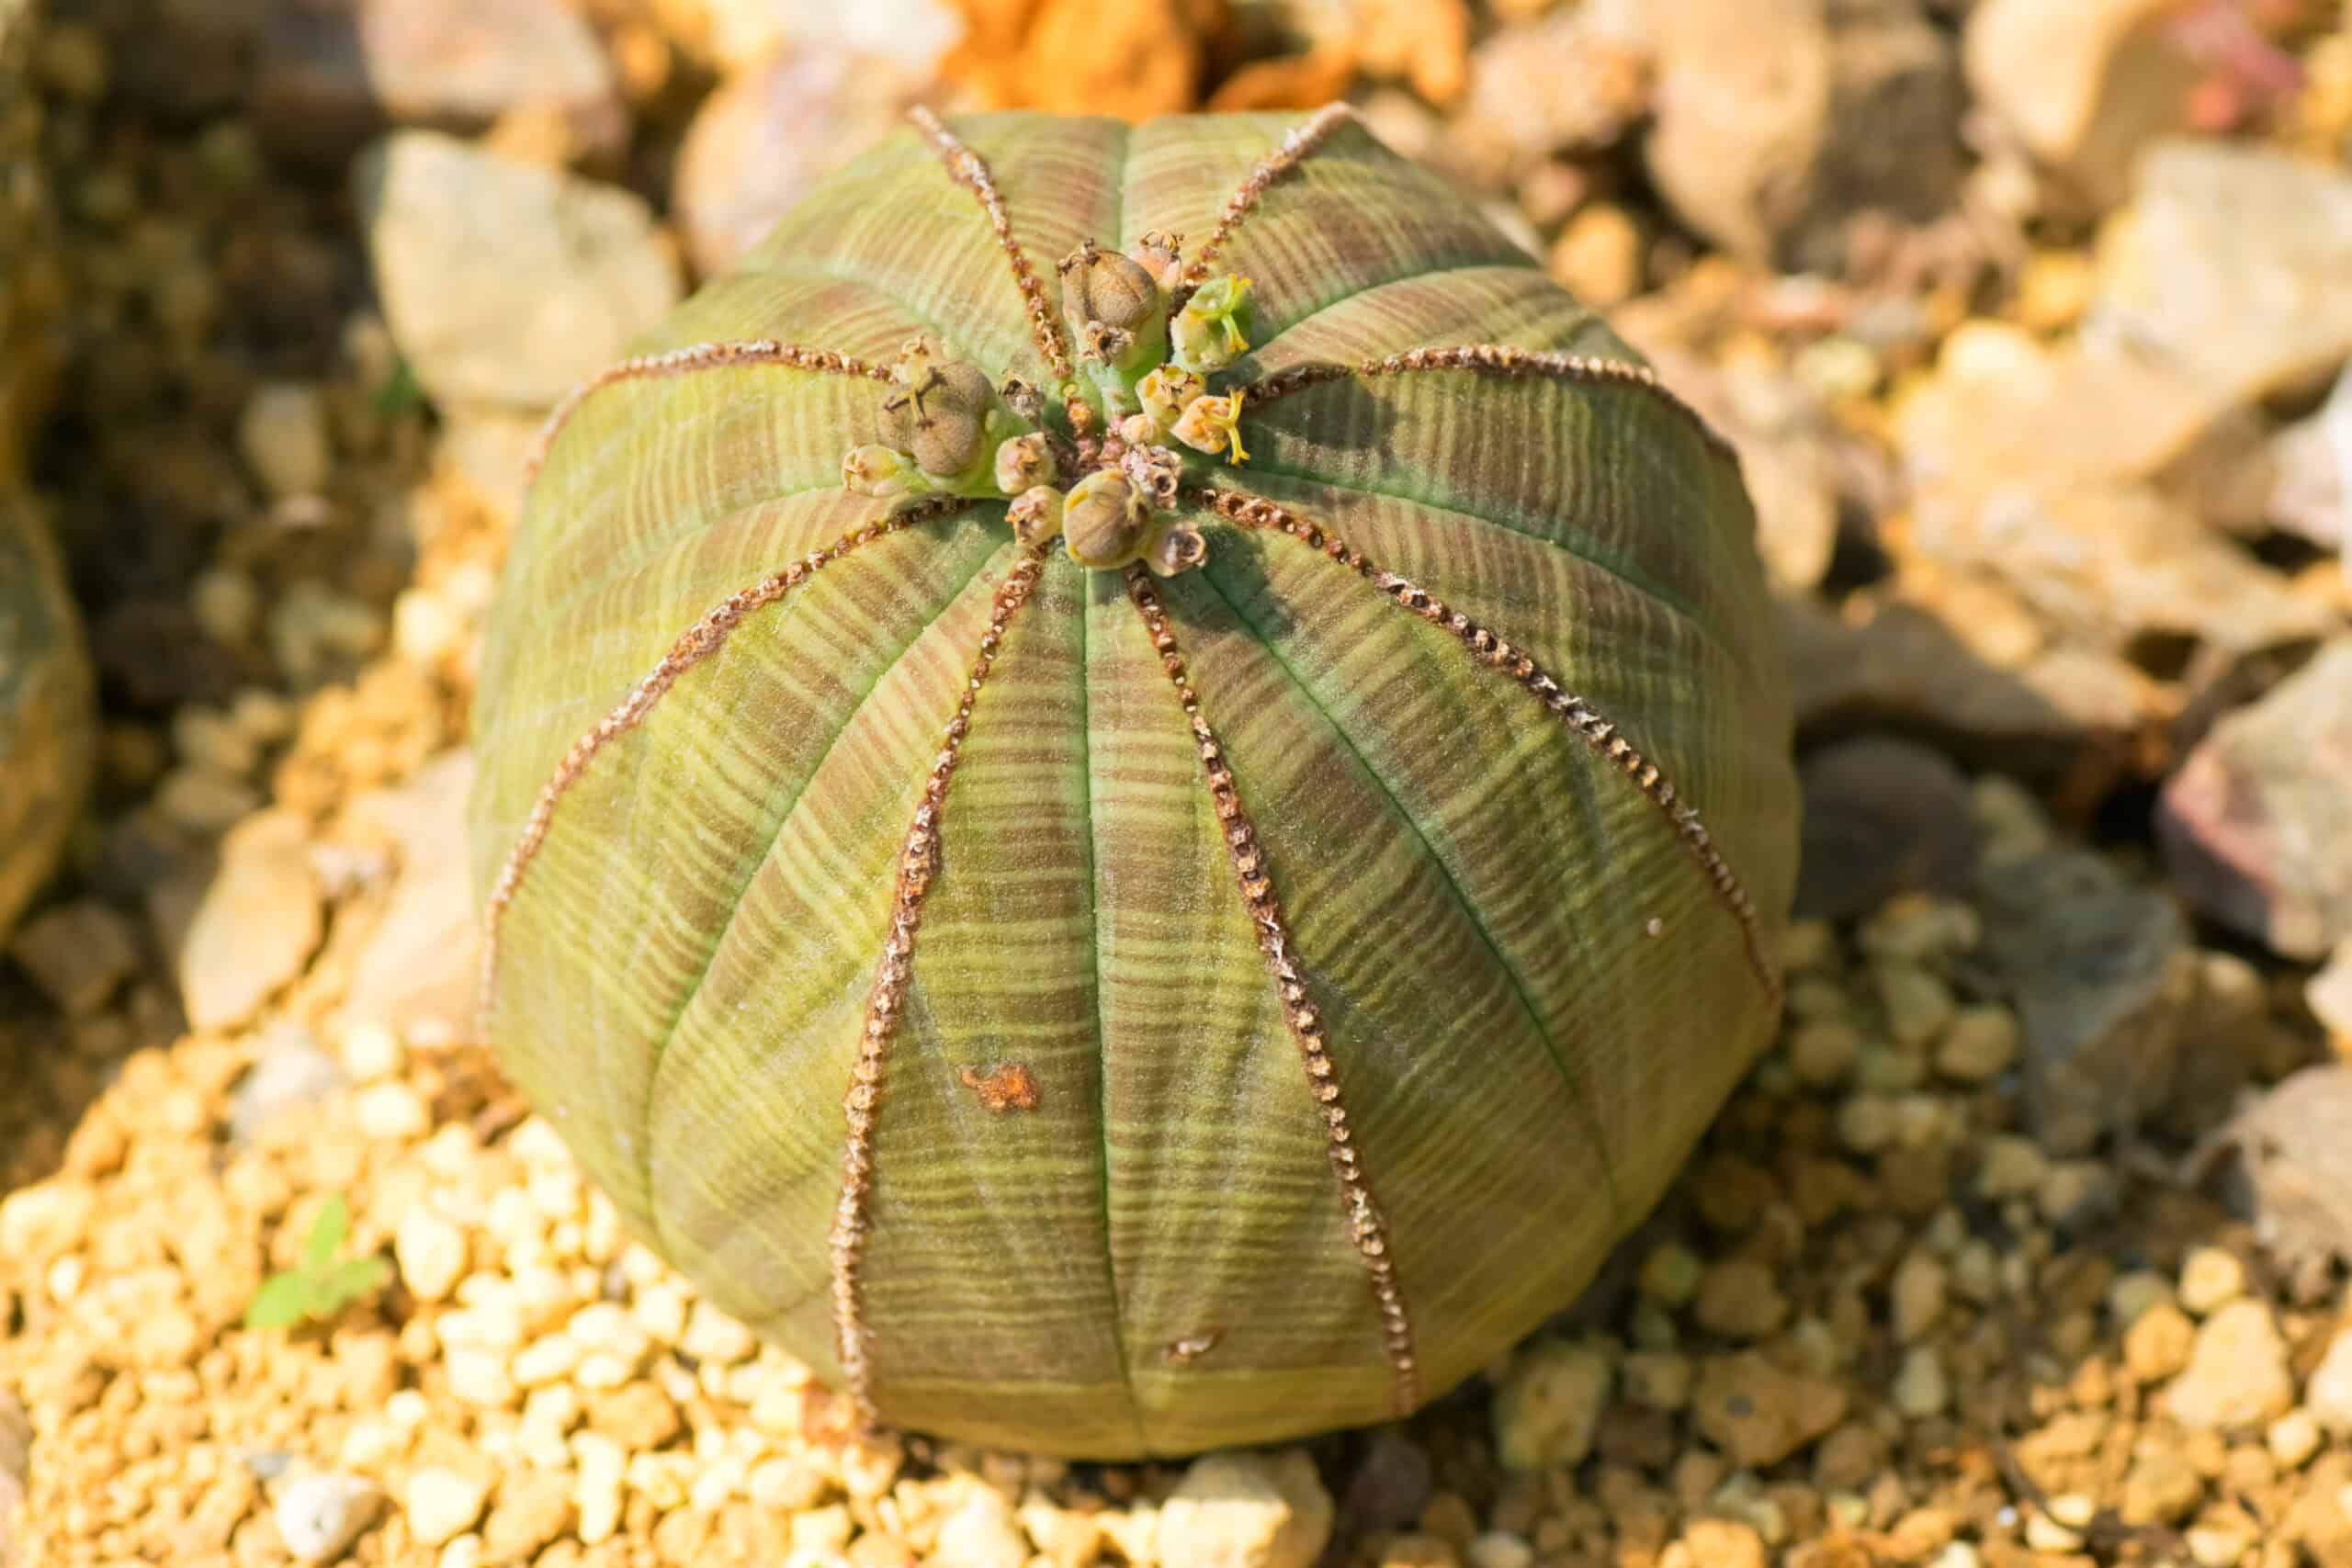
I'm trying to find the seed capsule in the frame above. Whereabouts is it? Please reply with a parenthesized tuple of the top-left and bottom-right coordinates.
(1148, 521, 1208, 577)
(1007, 485, 1066, 548)
(993, 432, 1057, 495)
(1058, 239, 1161, 336)
(1061, 471, 1154, 570)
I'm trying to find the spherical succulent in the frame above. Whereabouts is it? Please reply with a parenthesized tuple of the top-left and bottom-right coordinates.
(0, 491, 95, 942)
(469, 108, 1797, 1460)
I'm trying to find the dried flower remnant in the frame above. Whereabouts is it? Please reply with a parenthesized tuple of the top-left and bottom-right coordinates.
(958, 1061, 1045, 1111)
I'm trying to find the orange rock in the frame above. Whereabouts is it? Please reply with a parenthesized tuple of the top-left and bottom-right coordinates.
(944, 0, 1229, 119)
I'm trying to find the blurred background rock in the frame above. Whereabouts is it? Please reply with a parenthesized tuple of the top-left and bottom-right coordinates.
(3, 1, 2352, 1564)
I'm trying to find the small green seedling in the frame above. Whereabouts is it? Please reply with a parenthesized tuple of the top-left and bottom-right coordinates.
(243, 1193, 391, 1330)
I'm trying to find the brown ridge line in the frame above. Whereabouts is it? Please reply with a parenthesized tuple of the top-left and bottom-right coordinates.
(474, 499, 961, 1043)
(1235, 344, 1738, 468)
(523, 341, 895, 487)
(827, 547, 1051, 1427)
(905, 106, 1075, 385)
(1123, 562, 1422, 1418)
(1193, 485, 1783, 1009)
(1179, 103, 1358, 293)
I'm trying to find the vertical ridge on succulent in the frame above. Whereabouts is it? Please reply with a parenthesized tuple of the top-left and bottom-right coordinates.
(829, 548, 1051, 1425)
(1180, 104, 1359, 291)
(476, 502, 957, 1042)
(1193, 486, 1783, 1007)
(1234, 345, 1736, 467)
(1124, 563, 1421, 1416)
(907, 107, 1075, 387)
(522, 340, 897, 485)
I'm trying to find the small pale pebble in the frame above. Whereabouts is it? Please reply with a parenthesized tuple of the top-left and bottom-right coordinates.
(632, 1284, 688, 1345)
(575, 1475, 622, 1546)
(437, 1537, 482, 1568)
(792, 1503, 855, 1554)
(2267, 1410, 2322, 1468)
(1891, 1347, 1950, 1417)
(2022, 1510, 2083, 1552)
(1973, 1134, 2048, 1199)
(386, 1389, 431, 1429)
(2125, 1303, 2197, 1383)
(1780, 919, 1838, 972)
(339, 1021, 404, 1083)
(275, 1470, 385, 1562)
(1950, 1240, 2000, 1304)
(932, 1490, 1029, 1568)
(353, 1081, 431, 1141)
(1834, 1094, 1898, 1155)
(1679, 1517, 1765, 1568)
(1694, 1260, 1788, 1340)
(392, 589, 462, 666)
(2108, 1271, 2173, 1327)
(511, 1334, 581, 1388)
(2185, 1521, 2258, 1567)
(1622, 1349, 1693, 1411)
(1493, 1341, 1613, 1469)
(231, 686, 297, 743)
(1787, 1021, 1861, 1087)
(339, 1417, 402, 1471)
(1934, 1006, 2018, 1082)
(626, 1451, 694, 1509)
(444, 1348, 517, 1410)
(681, 1302, 757, 1365)
(2160, 1300, 2294, 1430)
(1638, 1243, 1704, 1307)
(1873, 963, 1955, 1047)
(1928, 1546, 1980, 1568)
(2177, 1247, 2247, 1315)
(156, 766, 263, 833)
(405, 1467, 490, 1548)
(173, 705, 259, 775)
(395, 1210, 467, 1303)
(239, 380, 334, 498)
(2305, 1327, 2352, 1434)
(749, 1379, 807, 1437)
(1889, 1252, 1947, 1344)
(192, 567, 261, 643)
(1465, 1531, 1534, 1568)
(748, 1455, 830, 1512)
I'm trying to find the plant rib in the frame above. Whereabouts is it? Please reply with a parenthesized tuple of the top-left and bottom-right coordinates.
(523, 341, 895, 485)
(476, 500, 960, 1039)
(1124, 563, 1422, 1417)
(1236, 344, 1737, 467)
(907, 107, 1075, 387)
(1193, 485, 1783, 1008)
(828, 548, 1051, 1426)
(1180, 104, 1358, 292)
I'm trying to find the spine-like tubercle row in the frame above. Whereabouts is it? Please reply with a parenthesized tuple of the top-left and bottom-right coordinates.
(523, 341, 895, 485)
(1194, 486, 1782, 1008)
(1125, 564, 1422, 1416)
(828, 549, 1050, 1423)
(1178, 103, 1358, 294)
(1238, 344, 1738, 468)
(908, 106, 1075, 386)
(475, 501, 957, 1042)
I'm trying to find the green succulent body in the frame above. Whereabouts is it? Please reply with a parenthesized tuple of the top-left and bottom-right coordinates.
(0, 492, 94, 941)
(469, 110, 1797, 1460)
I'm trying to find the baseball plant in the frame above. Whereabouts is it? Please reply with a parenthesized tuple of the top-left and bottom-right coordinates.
(469, 108, 1796, 1459)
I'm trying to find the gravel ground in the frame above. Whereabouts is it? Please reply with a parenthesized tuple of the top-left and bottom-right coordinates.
(5, 2, 2352, 1566)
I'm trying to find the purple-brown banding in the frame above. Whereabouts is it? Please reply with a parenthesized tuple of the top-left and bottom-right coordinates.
(1193, 486, 1782, 1008)
(475, 501, 961, 1041)
(523, 340, 895, 485)
(827, 548, 1050, 1425)
(906, 107, 1076, 386)
(1179, 104, 1358, 294)
(1233, 344, 1737, 467)
(1124, 563, 1422, 1416)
